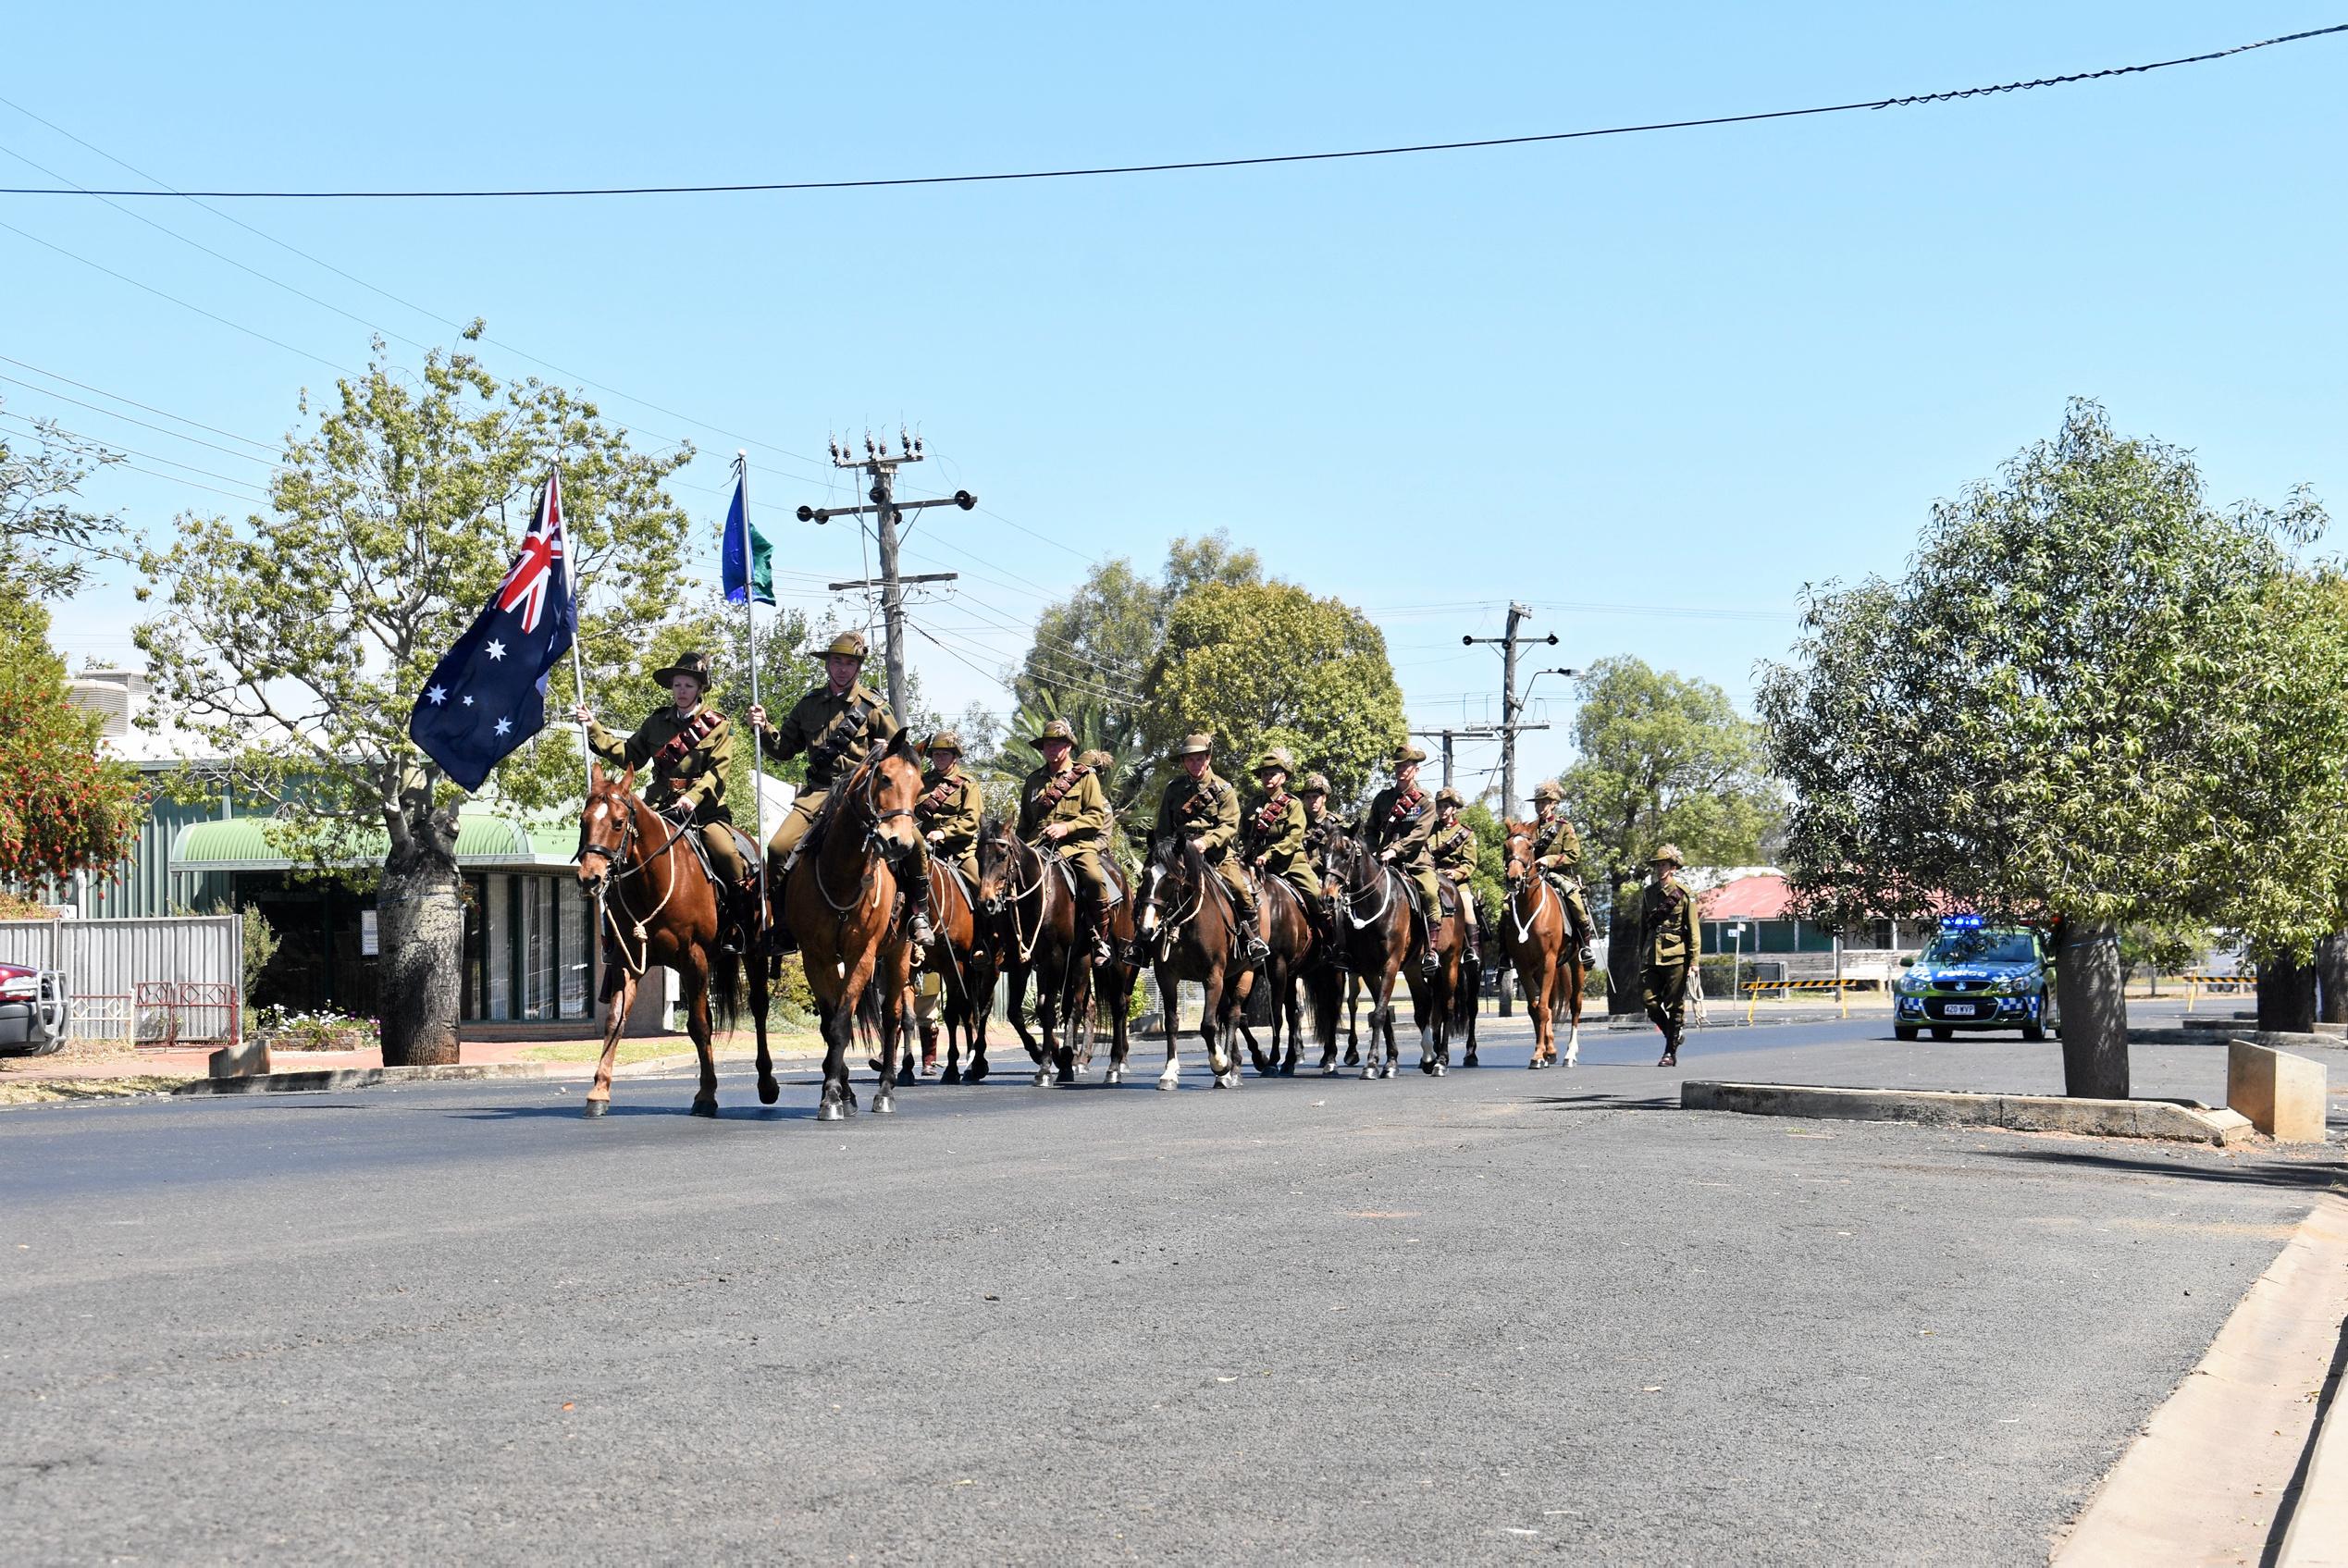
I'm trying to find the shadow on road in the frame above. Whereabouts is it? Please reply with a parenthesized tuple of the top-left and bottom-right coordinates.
(1980, 1145, 2346, 1190)
(1530, 1093, 1681, 1112)
(451, 1103, 825, 1123)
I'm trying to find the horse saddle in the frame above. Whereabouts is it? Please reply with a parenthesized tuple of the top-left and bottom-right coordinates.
(940, 859, 979, 908)
(1435, 874, 1461, 918)
(684, 824, 761, 896)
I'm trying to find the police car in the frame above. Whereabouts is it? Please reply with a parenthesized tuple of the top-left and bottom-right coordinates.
(1892, 916, 2058, 1042)
(0, 960, 68, 1056)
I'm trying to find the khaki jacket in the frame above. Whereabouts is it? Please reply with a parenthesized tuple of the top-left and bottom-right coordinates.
(1639, 875, 1701, 967)
(1019, 762, 1106, 846)
(587, 705, 736, 823)
(754, 681, 898, 792)
(1532, 808, 1583, 873)
(917, 768, 983, 859)
(1362, 784, 1436, 868)
(1429, 817, 1478, 879)
(1155, 770, 1240, 858)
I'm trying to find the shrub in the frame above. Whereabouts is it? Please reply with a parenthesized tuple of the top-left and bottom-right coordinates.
(252, 1006, 377, 1052)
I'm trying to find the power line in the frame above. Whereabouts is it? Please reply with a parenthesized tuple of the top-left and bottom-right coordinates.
(4, 25, 2334, 199)
(0, 355, 281, 452)
(0, 408, 272, 495)
(0, 372, 282, 464)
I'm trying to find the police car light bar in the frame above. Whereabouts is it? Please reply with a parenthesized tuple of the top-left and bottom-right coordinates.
(1941, 914, 1985, 929)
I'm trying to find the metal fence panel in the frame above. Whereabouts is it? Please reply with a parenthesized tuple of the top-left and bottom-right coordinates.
(0, 916, 241, 1045)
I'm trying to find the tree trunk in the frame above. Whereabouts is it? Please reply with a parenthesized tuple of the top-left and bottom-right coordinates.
(2054, 919, 2128, 1100)
(2313, 932, 2348, 1025)
(377, 796, 463, 1068)
(2255, 952, 2317, 1034)
(1606, 875, 1641, 1015)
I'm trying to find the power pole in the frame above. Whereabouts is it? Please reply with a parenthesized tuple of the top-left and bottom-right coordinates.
(1463, 602, 1559, 819)
(795, 428, 977, 722)
(1409, 724, 1549, 798)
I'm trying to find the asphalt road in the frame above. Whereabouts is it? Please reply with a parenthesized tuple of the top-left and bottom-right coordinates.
(3, 1013, 2339, 1564)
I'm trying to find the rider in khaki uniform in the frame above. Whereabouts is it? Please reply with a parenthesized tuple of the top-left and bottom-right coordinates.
(917, 731, 983, 882)
(1019, 719, 1118, 962)
(1241, 747, 1321, 925)
(1079, 749, 1123, 853)
(575, 650, 751, 944)
(1528, 780, 1599, 969)
(1297, 772, 1341, 876)
(1639, 843, 1701, 1068)
(1362, 744, 1441, 978)
(1427, 786, 1482, 966)
(1155, 733, 1267, 966)
(748, 630, 931, 946)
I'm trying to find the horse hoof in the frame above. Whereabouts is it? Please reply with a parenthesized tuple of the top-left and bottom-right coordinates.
(941, 1067, 962, 1086)
(816, 1100, 845, 1123)
(968, 1063, 989, 1083)
(582, 1099, 609, 1118)
(1105, 1068, 1123, 1085)
(1279, 1062, 1297, 1078)
(872, 1093, 895, 1116)
(1462, 1052, 1479, 1068)
(1322, 1064, 1340, 1078)
(690, 1099, 720, 1118)
(896, 1065, 916, 1087)
(1343, 1050, 1361, 1067)
(1429, 1062, 1446, 1078)
(1381, 1064, 1398, 1080)
(1156, 1075, 1180, 1092)
(1032, 1071, 1051, 1088)
(758, 1077, 780, 1105)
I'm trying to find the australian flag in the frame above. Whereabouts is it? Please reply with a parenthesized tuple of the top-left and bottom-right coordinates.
(407, 467, 576, 791)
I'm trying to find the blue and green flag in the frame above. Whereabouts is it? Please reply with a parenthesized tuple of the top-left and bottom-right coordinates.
(720, 464, 772, 606)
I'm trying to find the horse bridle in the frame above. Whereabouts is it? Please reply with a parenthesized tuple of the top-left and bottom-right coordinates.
(1502, 832, 1553, 945)
(809, 751, 918, 915)
(1326, 836, 1397, 929)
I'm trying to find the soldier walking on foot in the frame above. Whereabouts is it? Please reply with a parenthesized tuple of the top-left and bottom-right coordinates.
(1529, 780, 1599, 969)
(1363, 744, 1441, 980)
(1156, 733, 1267, 966)
(1640, 843, 1700, 1068)
(747, 630, 932, 952)
(1018, 719, 1118, 963)
(574, 650, 752, 952)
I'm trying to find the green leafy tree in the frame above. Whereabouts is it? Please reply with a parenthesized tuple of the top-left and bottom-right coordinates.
(1015, 532, 1261, 766)
(1, 404, 127, 599)
(0, 599, 142, 888)
(1134, 579, 1406, 818)
(136, 336, 695, 1066)
(1756, 401, 2343, 1096)
(1551, 656, 1778, 1012)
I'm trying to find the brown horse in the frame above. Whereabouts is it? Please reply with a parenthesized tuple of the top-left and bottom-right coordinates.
(1321, 830, 1464, 1077)
(912, 858, 997, 1085)
(1234, 877, 1337, 1077)
(1069, 861, 1140, 1081)
(1501, 822, 1586, 1068)
(575, 766, 766, 1117)
(1134, 830, 1254, 1090)
(782, 732, 926, 1121)
(976, 821, 1125, 1086)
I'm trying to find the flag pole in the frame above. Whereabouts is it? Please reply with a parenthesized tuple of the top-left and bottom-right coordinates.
(736, 451, 770, 920)
(552, 465, 592, 790)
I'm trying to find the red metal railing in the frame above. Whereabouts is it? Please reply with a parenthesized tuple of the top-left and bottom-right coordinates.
(130, 982, 242, 1049)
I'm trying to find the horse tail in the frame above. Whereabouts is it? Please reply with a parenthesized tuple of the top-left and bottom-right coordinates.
(1451, 947, 1479, 1035)
(710, 945, 745, 1035)
(858, 981, 884, 1040)
(1306, 956, 1339, 1049)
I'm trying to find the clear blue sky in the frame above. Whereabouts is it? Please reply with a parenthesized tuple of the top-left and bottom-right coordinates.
(8, 3, 2343, 800)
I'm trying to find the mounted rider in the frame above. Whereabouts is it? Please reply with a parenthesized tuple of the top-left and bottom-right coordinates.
(574, 650, 755, 950)
(1155, 732, 1268, 967)
(748, 630, 933, 949)
(1529, 780, 1599, 969)
(1017, 718, 1118, 962)
(1240, 747, 1322, 939)
(917, 730, 983, 883)
(1296, 772, 1341, 875)
(1079, 748, 1122, 848)
(1428, 786, 1483, 967)
(1362, 743, 1441, 979)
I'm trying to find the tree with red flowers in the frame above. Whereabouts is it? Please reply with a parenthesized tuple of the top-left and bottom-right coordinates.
(0, 597, 140, 888)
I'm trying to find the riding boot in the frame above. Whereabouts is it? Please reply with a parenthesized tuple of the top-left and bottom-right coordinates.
(1420, 945, 1440, 981)
(1236, 893, 1269, 966)
(903, 864, 934, 949)
(1094, 891, 1119, 965)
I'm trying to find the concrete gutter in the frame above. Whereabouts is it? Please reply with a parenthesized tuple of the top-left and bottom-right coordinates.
(1680, 1080, 2253, 1145)
(2058, 1188, 2348, 1565)
(2134, 1027, 2348, 1051)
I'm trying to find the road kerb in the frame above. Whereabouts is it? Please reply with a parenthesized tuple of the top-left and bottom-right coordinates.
(1679, 1080, 2253, 1144)
(2056, 1186, 2348, 1566)
(170, 1055, 839, 1096)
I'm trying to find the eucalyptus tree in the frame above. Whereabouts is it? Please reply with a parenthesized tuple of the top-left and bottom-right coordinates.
(1758, 401, 2345, 1096)
(137, 335, 695, 1065)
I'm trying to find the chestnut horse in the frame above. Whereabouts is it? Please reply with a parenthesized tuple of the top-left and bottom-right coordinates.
(1134, 830, 1253, 1090)
(575, 765, 767, 1117)
(1501, 822, 1585, 1068)
(782, 732, 926, 1121)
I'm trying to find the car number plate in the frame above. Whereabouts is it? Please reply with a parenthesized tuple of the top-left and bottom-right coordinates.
(1942, 1004, 1977, 1017)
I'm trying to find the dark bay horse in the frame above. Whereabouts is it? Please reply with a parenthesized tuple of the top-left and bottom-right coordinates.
(575, 765, 766, 1117)
(782, 732, 925, 1121)
(912, 858, 997, 1085)
(977, 821, 1121, 1086)
(1321, 830, 1467, 1078)
(1134, 831, 1253, 1090)
(1501, 822, 1586, 1068)
(1234, 877, 1336, 1077)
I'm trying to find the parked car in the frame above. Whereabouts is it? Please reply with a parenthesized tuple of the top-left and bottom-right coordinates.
(1893, 917, 2058, 1042)
(0, 961, 69, 1056)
